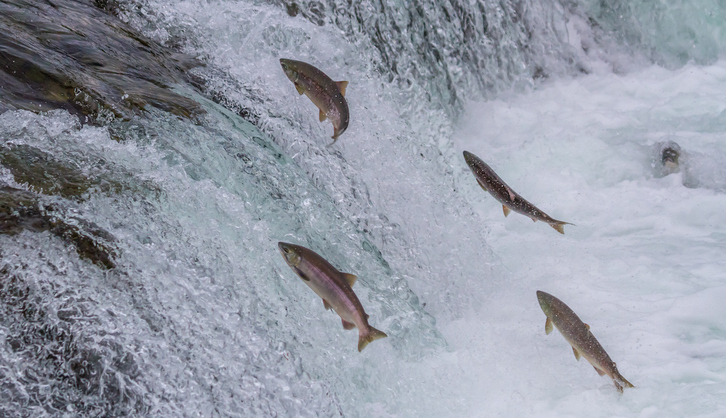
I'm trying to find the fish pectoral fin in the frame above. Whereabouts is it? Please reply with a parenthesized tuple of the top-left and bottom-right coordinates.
(336, 81, 349, 97)
(507, 188, 516, 201)
(323, 299, 333, 310)
(476, 179, 488, 192)
(294, 83, 305, 95)
(572, 346, 581, 361)
(502, 205, 511, 217)
(545, 317, 553, 335)
(319, 109, 327, 122)
(594, 366, 606, 376)
(342, 319, 356, 330)
(341, 273, 357, 287)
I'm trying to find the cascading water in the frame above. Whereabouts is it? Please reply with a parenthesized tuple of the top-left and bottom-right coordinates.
(1, 0, 725, 416)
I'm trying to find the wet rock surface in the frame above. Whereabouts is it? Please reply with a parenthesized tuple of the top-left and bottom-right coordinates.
(0, 0, 205, 123)
(0, 144, 107, 199)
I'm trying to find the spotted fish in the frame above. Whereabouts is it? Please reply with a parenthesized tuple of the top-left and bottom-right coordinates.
(463, 151, 573, 234)
(278, 242, 387, 352)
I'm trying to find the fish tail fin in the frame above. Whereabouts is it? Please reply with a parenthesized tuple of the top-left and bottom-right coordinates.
(358, 326, 388, 352)
(327, 130, 342, 146)
(618, 374, 635, 389)
(549, 220, 575, 234)
(328, 125, 347, 146)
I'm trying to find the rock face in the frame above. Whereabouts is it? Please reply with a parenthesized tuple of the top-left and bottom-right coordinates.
(0, 0, 204, 123)
(0, 0, 210, 270)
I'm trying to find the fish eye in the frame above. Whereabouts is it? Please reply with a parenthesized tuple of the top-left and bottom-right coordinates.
(283, 247, 289, 253)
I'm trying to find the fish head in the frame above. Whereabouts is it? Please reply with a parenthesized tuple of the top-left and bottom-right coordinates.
(278, 242, 303, 267)
(661, 147, 680, 168)
(279, 59, 299, 83)
(462, 151, 477, 169)
(536, 290, 556, 317)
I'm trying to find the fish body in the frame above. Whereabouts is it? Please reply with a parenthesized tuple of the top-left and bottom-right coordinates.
(278, 242, 387, 352)
(279, 58, 349, 144)
(536, 290, 634, 393)
(463, 151, 572, 234)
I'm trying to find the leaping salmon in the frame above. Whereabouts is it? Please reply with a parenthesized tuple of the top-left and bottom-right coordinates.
(536, 290, 634, 393)
(279, 58, 350, 145)
(278, 242, 387, 352)
(463, 151, 573, 234)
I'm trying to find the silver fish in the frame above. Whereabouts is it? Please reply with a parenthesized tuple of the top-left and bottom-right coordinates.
(537, 290, 634, 393)
(463, 151, 573, 234)
(280, 58, 349, 145)
(278, 242, 387, 352)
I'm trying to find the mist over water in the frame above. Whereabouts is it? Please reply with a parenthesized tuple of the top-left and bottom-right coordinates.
(1, 0, 725, 416)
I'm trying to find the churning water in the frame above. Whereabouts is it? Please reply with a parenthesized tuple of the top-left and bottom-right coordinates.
(0, 0, 725, 416)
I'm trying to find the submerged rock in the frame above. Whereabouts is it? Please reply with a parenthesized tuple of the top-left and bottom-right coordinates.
(0, 144, 105, 199)
(0, 265, 148, 415)
(0, 187, 117, 269)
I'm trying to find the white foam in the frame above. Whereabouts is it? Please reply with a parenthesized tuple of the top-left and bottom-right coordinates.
(450, 61, 726, 416)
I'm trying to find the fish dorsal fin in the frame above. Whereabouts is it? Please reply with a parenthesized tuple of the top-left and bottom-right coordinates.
(545, 317, 553, 335)
(584, 323, 590, 330)
(342, 319, 356, 330)
(365, 313, 369, 320)
(319, 109, 327, 122)
(323, 299, 332, 310)
(572, 346, 581, 361)
(476, 179, 488, 192)
(594, 366, 606, 376)
(336, 81, 348, 97)
(295, 83, 305, 95)
(503, 205, 511, 217)
(341, 273, 357, 287)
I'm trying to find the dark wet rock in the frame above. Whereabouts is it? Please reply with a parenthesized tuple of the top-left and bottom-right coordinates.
(0, 144, 100, 199)
(0, 141, 165, 204)
(0, 187, 117, 269)
(0, 0, 205, 123)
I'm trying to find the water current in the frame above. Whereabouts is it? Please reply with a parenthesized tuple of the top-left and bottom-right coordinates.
(0, 0, 725, 416)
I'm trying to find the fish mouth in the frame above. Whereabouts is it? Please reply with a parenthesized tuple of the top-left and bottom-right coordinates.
(462, 151, 476, 167)
(279, 58, 291, 72)
(536, 290, 553, 312)
(278, 241, 291, 253)
(278, 242, 292, 260)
